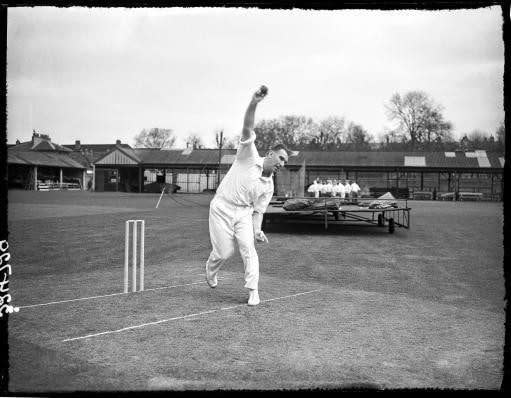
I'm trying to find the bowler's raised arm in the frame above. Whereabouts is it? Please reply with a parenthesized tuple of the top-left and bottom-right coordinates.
(241, 85, 268, 141)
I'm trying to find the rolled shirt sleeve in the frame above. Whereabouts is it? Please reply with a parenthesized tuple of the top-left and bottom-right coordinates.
(236, 130, 258, 162)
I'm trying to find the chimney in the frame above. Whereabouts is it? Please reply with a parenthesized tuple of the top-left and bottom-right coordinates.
(32, 131, 43, 147)
(75, 140, 81, 151)
(116, 139, 121, 145)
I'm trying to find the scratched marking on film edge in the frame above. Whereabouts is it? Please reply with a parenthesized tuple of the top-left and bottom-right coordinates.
(0, 240, 20, 317)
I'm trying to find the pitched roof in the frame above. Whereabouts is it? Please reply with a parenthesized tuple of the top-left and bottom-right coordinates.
(7, 150, 86, 169)
(287, 151, 503, 169)
(94, 145, 142, 165)
(10, 139, 72, 152)
(124, 149, 504, 169)
(8, 137, 89, 169)
(66, 151, 92, 168)
(62, 143, 133, 163)
(134, 148, 237, 165)
(288, 151, 405, 167)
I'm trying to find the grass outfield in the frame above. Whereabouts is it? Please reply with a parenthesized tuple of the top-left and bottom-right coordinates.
(6, 190, 504, 391)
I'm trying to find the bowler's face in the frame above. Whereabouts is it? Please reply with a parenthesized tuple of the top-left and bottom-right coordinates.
(263, 149, 288, 174)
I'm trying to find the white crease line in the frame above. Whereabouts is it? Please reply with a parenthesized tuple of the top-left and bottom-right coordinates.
(62, 290, 320, 342)
(18, 278, 229, 309)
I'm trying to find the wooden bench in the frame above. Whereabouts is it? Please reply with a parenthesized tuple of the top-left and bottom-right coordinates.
(438, 192, 455, 201)
(459, 192, 483, 201)
(412, 191, 433, 200)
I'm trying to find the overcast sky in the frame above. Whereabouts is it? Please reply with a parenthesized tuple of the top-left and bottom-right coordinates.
(7, 6, 504, 148)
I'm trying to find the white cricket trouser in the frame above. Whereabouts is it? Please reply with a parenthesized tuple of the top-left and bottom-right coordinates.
(206, 197, 259, 290)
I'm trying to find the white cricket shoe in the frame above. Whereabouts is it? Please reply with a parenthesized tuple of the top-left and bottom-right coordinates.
(205, 264, 217, 288)
(248, 289, 260, 306)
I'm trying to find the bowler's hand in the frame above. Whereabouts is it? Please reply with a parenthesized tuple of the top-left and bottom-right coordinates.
(252, 85, 268, 103)
(254, 230, 269, 243)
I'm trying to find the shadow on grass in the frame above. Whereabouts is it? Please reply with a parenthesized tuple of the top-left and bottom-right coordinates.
(9, 337, 124, 391)
(264, 222, 401, 237)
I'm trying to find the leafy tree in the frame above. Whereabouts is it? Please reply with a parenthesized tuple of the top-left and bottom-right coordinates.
(133, 128, 176, 149)
(185, 133, 205, 149)
(385, 91, 453, 150)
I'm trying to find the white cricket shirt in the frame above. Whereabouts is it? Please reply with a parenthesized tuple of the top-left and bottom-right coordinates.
(215, 131, 274, 214)
(351, 182, 361, 193)
(337, 183, 346, 196)
(307, 182, 319, 194)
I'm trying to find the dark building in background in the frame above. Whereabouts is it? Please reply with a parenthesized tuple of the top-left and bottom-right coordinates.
(7, 133, 504, 200)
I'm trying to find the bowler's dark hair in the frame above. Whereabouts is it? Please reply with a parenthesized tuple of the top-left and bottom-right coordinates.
(269, 143, 290, 154)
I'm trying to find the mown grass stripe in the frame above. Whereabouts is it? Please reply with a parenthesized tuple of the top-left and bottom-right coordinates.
(62, 290, 320, 342)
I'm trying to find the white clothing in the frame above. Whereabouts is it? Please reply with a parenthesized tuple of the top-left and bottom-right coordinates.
(350, 182, 361, 193)
(314, 182, 324, 197)
(215, 131, 273, 213)
(331, 184, 338, 197)
(325, 183, 333, 195)
(344, 183, 352, 194)
(207, 131, 273, 290)
(320, 183, 328, 195)
(207, 197, 260, 289)
(307, 182, 320, 198)
(337, 183, 346, 199)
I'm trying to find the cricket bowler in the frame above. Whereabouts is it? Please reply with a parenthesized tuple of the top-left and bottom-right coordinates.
(205, 85, 292, 306)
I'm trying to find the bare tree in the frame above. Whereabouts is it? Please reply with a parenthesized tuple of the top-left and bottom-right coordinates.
(185, 133, 204, 149)
(214, 130, 238, 149)
(223, 137, 238, 149)
(467, 129, 490, 143)
(255, 116, 319, 150)
(314, 116, 344, 150)
(254, 118, 280, 150)
(280, 115, 318, 150)
(385, 91, 453, 150)
(377, 128, 409, 151)
(133, 128, 176, 149)
(344, 122, 373, 150)
(495, 121, 505, 148)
